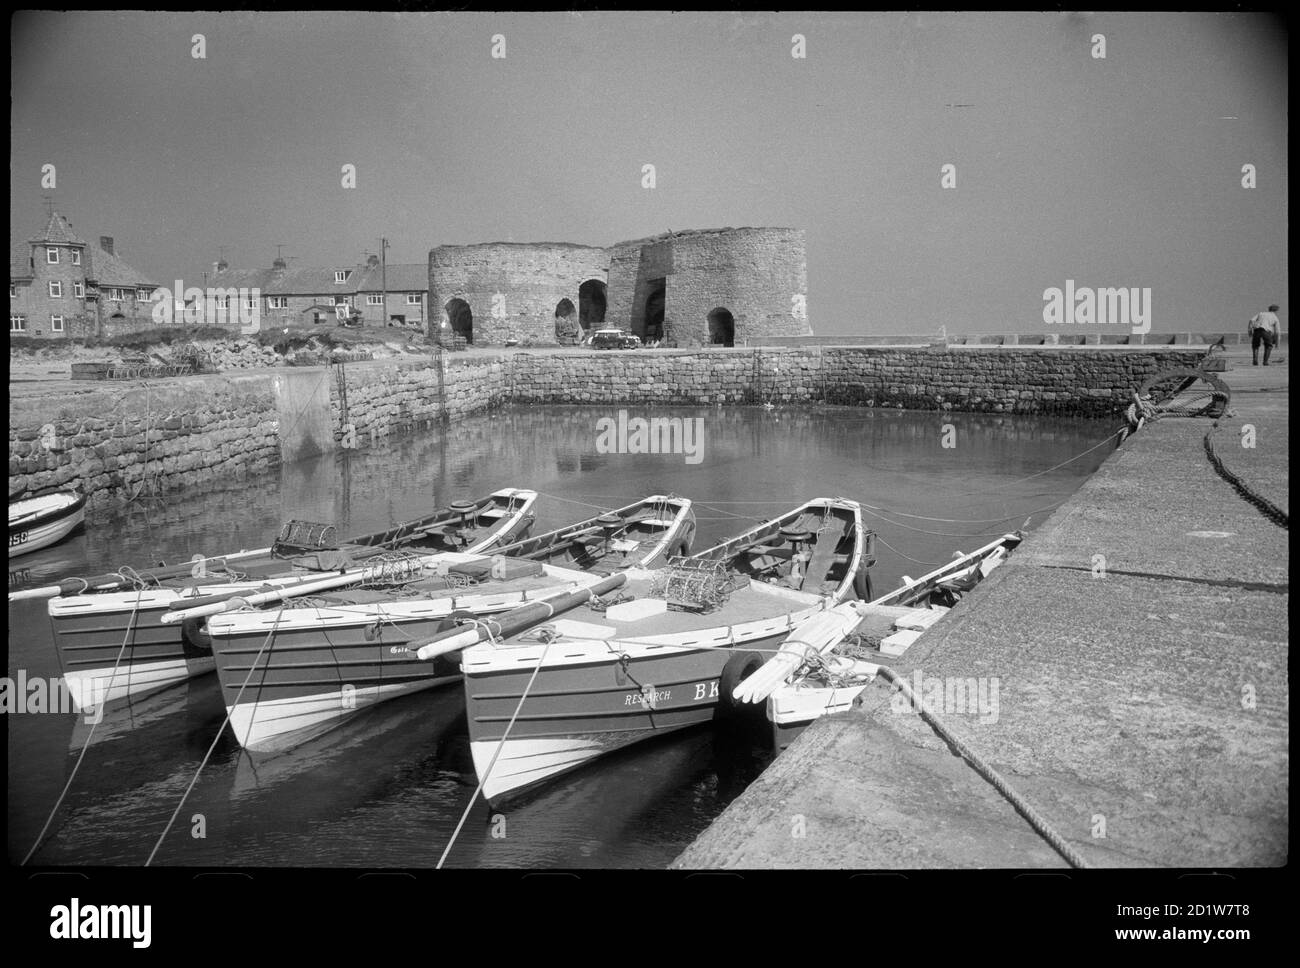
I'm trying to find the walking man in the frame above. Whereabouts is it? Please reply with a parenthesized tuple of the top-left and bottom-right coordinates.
(1248, 304, 1281, 366)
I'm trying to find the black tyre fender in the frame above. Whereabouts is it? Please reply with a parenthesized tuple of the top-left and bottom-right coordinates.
(439, 609, 481, 633)
(181, 615, 212, 653)
(853, 565, 873, 602)
(717, 650, 765, 717)
(673, 521, 696, 558)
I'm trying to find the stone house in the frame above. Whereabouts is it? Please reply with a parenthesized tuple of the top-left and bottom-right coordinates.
(9, 212, 159, 339)
(198, 254, 427, 331)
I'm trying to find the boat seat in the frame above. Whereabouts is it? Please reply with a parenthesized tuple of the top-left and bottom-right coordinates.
(798, 533, 842, 589)
(638, 518, 676, 529)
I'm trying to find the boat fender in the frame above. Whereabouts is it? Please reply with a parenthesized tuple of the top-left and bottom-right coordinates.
(853, 565, 873, 602)
(717, 650, 765, 718)
(438, 610, 480, 633)
(181, 616, 213, 653)
(673, 522, 696, 558)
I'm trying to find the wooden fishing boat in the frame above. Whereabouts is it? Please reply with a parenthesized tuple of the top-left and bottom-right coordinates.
(9, 489, 86, 558)
(490, 494, 695, 574)
(457, 497, 872, 805)
(747, 532, 1023, 750)
(43, 488, 538, 710)
(205, 496, 696, 752)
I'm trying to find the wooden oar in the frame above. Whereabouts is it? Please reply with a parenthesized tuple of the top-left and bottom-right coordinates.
(157, 558, 446, 624)
(733, 532, 1022, 703)
(8, 547, 273, 602)
(411, 572, 628, 662)
(731, 605, 864, 704)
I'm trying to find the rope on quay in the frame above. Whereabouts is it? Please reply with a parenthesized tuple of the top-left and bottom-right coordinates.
(144, 604, 287, 866)
(22, 588, 146, 865)
(875, 666, 1090, 869)
(436, 629, 556, 870)
(1203, 424, 1289, 530)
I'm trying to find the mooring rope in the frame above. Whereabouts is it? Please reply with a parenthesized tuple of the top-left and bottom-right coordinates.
(144, 604, 287, 866)
(1203, 424, 1289, 530)
(22, 588, 146, 865)
(875, 666, 1090, 869)
(435, 633, 557, 870)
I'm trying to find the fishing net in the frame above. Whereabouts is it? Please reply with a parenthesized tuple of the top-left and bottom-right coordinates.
(358, 552, 429, 588)
(273, 520, 339, 557)
(649, 557, 746, 613)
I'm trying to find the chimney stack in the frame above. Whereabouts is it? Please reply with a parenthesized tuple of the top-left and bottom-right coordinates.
(215, 257, 229, 272)
(367, 253, 380, 267)
(99, 236, 114, 256)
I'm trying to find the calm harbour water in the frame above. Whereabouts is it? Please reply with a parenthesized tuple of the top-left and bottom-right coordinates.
(7, 403, 1117, 868)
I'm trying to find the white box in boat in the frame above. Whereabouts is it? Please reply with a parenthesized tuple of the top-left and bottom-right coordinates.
(603, 598, 669, 623)
(880, 628, 924, 657)
(548, 619, 619, 640)
(894, 607, 948, 631)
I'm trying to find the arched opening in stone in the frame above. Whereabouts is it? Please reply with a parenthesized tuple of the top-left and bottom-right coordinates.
(554, 298, 577, 341)
(707, 307, 735, 347)
(445, 298, 473, 344)
(643, 281, 666, 343)
(578, 279, 606, 333)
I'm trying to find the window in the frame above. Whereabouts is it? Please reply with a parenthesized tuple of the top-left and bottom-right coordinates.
(71, 249, 81, 266)
(107, 287, 123, 301)
(334, 270, 349, 284)
(51, 315, 64, 332)
(268, 296, 288, 309)
(138, 288, 152, 301)
(367, 293, 383, 305)
(243, 297, 257, 310)
(46, 247, 59, 264)
(48, 281, 63, 298)
(10, 314, 26, 332)
(8, 285, 14, 298)
(73, 281, 85, 298)
(407, 293, 421, 305)
(331, 295, 349, 306)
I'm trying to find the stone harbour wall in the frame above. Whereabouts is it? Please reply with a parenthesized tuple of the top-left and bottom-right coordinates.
(9, 345, 1208, 506)
(9, 376, 281, 508)
(505, 346, 1208, 415)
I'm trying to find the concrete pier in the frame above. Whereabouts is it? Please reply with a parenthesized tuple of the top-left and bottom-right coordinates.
(673, 349, 1288, 868)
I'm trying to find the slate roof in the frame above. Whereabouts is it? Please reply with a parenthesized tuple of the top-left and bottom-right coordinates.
(13, 212, 157, 287)
(202, 261, 428, 296)
(84, 241, 159, 288)
(355, 263, 426, 292)
(269, 265, 366, 296)
(27, 212, 88, 247)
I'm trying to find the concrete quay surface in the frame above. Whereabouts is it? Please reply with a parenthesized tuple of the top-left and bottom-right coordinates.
(673, 349, 1288, 869)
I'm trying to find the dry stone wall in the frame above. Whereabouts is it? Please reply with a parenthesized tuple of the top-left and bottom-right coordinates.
(9, 346, 1206, 507)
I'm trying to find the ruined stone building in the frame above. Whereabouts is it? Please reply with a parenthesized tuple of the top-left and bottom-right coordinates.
(428, 226, 810, 346)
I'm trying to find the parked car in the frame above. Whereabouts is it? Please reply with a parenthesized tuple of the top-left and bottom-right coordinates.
(591, 328, 641, 350)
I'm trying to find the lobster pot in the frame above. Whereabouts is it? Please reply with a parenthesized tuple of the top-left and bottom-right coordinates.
(273, 520, 339, 556)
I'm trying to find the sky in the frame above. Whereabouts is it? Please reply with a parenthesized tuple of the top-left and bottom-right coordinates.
(9, 11, 1288, 335)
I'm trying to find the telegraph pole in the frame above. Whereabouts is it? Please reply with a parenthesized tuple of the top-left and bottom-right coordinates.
(380, 237, 390, 327)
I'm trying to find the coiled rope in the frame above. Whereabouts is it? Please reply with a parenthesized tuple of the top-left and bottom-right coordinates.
(875, 666, 1090, 869)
